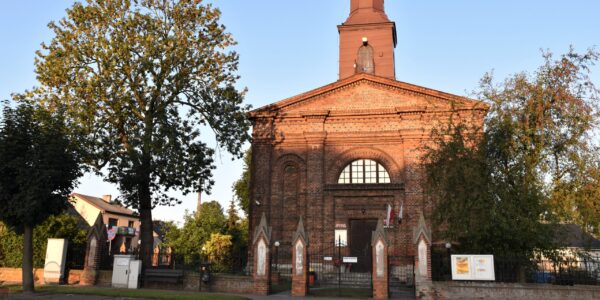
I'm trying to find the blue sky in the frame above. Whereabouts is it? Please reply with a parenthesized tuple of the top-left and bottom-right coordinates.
(1, 1, 598, 225)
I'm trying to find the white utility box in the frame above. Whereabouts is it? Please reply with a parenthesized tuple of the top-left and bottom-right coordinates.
(44, 239, 68, 284)
(112, 255, 134, 288)
(111, 255, 142, 289)
(128, 260, 142, 289)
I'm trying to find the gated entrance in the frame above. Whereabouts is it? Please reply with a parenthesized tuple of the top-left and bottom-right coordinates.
(307, 220, 377, 295)
(388, 255, 416, 298)
(308, 244, 372, 294)
(349, 219, 378, 272)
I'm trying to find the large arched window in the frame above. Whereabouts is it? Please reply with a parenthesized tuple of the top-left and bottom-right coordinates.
(338, 159, 390, 184)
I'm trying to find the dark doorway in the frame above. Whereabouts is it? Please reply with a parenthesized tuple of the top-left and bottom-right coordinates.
(349, 219, 377, 272)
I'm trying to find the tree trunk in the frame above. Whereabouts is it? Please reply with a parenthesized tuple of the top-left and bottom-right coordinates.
(139, 186, 154, 270)
(139, 109, 155, 270)
(22, 224, 35, 293)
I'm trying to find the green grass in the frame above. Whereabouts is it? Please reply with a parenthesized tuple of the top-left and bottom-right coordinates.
(309, 287, 372, 298)
(0, 284, 23, 294)
(1, 285, 248, 300)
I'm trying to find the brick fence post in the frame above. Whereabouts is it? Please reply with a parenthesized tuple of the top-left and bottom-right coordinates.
(413, 211, 435, 300)
(80, 233, 100, 286)
(371, 219, 389, 299)
(252, 213, 272, 296)
(291, 217, 308, 297)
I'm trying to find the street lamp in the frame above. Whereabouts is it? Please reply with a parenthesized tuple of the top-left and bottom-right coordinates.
(274, 241, 280, 271)
(445, 242, 452, 279)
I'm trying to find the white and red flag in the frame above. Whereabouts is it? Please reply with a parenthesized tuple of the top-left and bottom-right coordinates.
(385, 204, 395, 227)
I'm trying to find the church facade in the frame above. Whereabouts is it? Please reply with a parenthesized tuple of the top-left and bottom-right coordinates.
(249, 0, 485, 263)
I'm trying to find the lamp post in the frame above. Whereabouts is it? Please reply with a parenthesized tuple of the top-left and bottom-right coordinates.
(202, 246, 207, 264)
(274, 241, 280, 271)
(445, 242, 452, 279)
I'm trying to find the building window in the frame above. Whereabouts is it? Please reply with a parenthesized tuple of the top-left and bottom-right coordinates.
(108, 218, 118, 228)
(338, 159, 390, 184)
(356, 45, 375, 74)
(128, 221, 134, 228)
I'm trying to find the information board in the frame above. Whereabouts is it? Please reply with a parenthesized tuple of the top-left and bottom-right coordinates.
(451, 255, 495, 281)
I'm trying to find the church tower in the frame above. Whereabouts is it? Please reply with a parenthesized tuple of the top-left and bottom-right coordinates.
(338, 0, 397, 80)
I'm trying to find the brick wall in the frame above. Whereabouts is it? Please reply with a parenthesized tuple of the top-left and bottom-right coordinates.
(95, 270, 112, 287)
(433, 282, 600, 300)
(250, 76, 486, 257)
(210, 275, 253, 294)
(0, 268, 253, 294)
(0, 268, 82, 285)
(0, 268, 44, 284)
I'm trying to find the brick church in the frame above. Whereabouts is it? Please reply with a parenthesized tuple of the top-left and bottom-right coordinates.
(249, 0, 485, 267)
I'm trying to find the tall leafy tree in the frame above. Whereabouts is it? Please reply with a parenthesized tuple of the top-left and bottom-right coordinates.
(225, 198, 248, 258)
(28, 0, 251, 266)
(0, 103, 81, 293)
(232, 148, 251, 216)
(173, 201, 226, 264)
(424, 49, 600, 256)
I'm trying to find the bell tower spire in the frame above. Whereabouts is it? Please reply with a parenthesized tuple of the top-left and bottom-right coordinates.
(338, 0, 397, 80)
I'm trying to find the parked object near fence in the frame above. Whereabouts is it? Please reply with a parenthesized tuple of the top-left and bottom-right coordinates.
(111, 255, 140, 288)
(44, 238, 68, 284)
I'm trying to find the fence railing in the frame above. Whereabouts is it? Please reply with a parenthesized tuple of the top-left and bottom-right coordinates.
(154, 249, 250, 276)
(432, 253, 600, 285)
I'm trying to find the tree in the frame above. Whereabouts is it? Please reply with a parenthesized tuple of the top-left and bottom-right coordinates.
(226, 198, 240, 231)
(29, 0, 251, 266)
(153, 220, 180, 250)
(202, 233, 233, 272)
(0, 102, 81, 292)
(232, 148, 251, 216)
(0, 215, 87, 269)
(225, 198, 248, 259)
(173, 201, 226, 264)
(424, 48, 600, 257)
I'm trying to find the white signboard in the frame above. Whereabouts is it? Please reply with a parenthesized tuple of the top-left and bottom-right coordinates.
(375, 240, 385, 278)
(324, 256, 333, 261)
(334, 229, 347, 247)
(44, 239, 68, 283)
(417, 240, 428, 278)
(295, 240, 304, 275)
(257, 239, 267, 276)
(451, 255, 495, 281)
(343, 257, 358, 263)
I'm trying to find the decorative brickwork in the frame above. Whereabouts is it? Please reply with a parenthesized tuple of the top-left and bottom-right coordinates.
(248, 0, 487, 292)
(249, 74, 485, 259)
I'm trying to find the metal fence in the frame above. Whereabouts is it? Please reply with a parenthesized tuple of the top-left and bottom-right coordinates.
(432, 253, 600, 285)
(160, 249, 250, 275)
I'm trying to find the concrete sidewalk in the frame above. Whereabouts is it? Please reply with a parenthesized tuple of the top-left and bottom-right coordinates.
(8, 289, 415, 300)
(249, 290, 415, 300)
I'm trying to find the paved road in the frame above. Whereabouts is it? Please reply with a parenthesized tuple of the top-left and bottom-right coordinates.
(9, 290, 415, 300)
(9, 293, 135, 300)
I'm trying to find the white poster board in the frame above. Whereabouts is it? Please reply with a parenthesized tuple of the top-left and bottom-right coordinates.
(451, 255, 495, 281)
(334, 229, 347, 246)
(44, 238, 68, 283)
